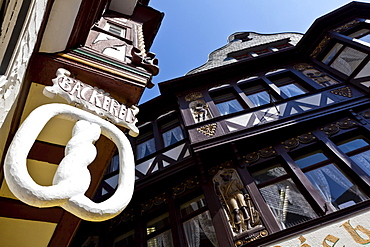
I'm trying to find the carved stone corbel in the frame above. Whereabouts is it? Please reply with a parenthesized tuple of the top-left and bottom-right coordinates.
(131, 47, 159, 76)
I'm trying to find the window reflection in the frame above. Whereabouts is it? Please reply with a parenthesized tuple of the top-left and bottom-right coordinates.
(337, 135, 370, 177)
(147, 214, 173, 247)
(114, 231, 135, 247)
(211, 91, 244, 116)
(251, 165, 317, 229)
(305, 163, 366, 210)
(147, 230, 173, 247)
(330, 47, 367, 76)
(270, 76, 308, 98)
(180, 196, 219, 247)
(258, 178, 317, 229)
(294, 150, 367, 210)
(322, 43, 343, 65)
(241, 84, 275, 107)
(182, 211, 219, 247)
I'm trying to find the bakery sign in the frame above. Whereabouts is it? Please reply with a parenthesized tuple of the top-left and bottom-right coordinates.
(4, 68, 138, 222)
(43, 68, 139, 137)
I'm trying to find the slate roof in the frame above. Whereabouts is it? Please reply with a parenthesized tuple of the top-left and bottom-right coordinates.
(187, 32, 303, 75)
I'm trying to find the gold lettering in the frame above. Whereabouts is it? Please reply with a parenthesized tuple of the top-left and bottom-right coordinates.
(341, 220, 370, 244)
(322, 234, 339, 247)
(298, 235, 310, 247)
(298, 236, 306, 244)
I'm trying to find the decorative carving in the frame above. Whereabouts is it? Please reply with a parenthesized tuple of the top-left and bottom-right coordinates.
(244, 152, 259, 164)
(197, 123, 217, 136)
(293, 63, 312, 71)
(186, 92, 213, 122)
(190, 99, 212, 122)
(259, 146, 276, 158)
(131, 47, 159, 76)
(244, 147, 277, 165)
(44, 68, 140, 137)
(298, 132, 316, 144)
(185, 92, 203, 101)
(0, 0, 48, 128)
(110, 209, 134, 229)
(283, 138, 300, 151)
(322, 123, 340, 136)
(333, 20, 361, 33)
(173, 176, 200, 196)
(321, 119, 358, 136)
(361, 110, 370, 119)
(283, 132, 316, 151)
(330, 87, 352, 98)
(295, 63, 339, 87)
(310, 36, 331, 58)
(209, 161, 234, 176)
(338, 118, 357, 129)
(141, 192, 167, 212)
(213, 169, 262, 234)
(234, 230, 268, 246)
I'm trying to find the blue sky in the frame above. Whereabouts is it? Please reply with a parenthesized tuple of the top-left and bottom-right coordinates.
(140, 0, 370, 103)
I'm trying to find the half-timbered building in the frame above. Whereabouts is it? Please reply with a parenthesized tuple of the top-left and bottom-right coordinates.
(74, 2, 370, 247)
(0, 0, 162, 246)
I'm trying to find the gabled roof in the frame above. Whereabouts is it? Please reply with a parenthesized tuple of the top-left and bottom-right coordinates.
(187, 32, 303, 75)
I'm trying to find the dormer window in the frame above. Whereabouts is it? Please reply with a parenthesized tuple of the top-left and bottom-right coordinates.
(229, 40, 293, 61)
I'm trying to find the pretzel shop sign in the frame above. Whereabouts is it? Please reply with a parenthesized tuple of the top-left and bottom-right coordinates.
(43, 68, 139, 137)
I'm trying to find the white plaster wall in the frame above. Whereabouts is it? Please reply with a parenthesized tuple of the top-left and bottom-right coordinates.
(38, 0, 82, 53)
(0, 0, 49, 161)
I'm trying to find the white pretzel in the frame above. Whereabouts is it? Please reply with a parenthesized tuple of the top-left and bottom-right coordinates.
(4, 103, 135, 221)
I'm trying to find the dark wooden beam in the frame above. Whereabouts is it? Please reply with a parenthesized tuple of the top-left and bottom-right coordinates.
(48, 135, 116, 247)
(27, 53, 145, 106)
(28, 141, 65, 164)
(67, 0, 109, 49)
(48, 212, 81, 247)
(0, 197, 63, 223)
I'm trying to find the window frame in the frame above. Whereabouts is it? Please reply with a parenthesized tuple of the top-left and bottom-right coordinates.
(209, 85, 247, 116)
(241, 123, 370, 233)
(238, 79, 278, 108)
(290, 146, 368, 211)
(266, 72, 313, 99)
(248, 157, 320, 230)
(314, 24, 370, 81)
(135, 111, 186, 161)
(136, 123, 157, 160)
